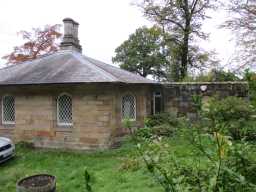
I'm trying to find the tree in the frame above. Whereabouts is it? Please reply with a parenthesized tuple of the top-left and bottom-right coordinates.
(112, 26, 171, 80)
(138, 0, 218, 80)
(183, 69, 240, 82)
(2, 24, 62, 64)
(222, 0, 256, 71)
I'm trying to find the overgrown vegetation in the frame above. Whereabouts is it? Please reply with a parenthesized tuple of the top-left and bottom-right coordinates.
(134, 96, 256, 191)
(135, 113, 184, 139)
(183, 69, 241, 82)
(205, 96, 256, 141)
(245, 69, 256, 107)
(1, 101, 255, 192)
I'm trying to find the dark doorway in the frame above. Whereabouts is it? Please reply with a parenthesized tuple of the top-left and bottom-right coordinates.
(153, 92, 162, 114)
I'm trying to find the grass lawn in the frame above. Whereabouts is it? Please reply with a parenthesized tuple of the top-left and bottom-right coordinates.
(0, 139, 163, 192)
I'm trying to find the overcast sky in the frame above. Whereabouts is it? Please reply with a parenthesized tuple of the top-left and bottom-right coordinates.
(0, 0, 235, 69)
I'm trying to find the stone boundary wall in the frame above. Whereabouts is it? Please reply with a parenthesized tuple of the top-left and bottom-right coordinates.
(163, 82, 249, 118)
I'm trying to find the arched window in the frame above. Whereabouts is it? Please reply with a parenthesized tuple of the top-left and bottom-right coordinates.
(57, 94, 72, 126)
(2, 95, 15, 124)
(121, 94, 136, 120)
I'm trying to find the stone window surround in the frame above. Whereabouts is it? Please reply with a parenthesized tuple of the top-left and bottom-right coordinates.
(57, 93, 73, 127)
(121, 93, 136, 121)
(1, 95, 15, 126)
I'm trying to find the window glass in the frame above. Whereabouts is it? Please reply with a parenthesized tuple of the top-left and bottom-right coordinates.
(2, 96, 15, 124)
(122, 94, 136, 120)
(57, 94, 72, 126)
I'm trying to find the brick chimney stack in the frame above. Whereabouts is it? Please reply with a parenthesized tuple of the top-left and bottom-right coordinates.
(60, 18, 82, 53)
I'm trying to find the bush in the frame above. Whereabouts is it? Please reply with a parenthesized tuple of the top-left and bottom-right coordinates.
(135, 96, 256, 192)
(138, 125, 256, 191)
(136, 113, 183, 140)
(145, 113, 180, 128)
(151, 123, 177, 137)
(244, 69, 256, 108)
(136, 124, 177, 139)
(204, 96, 256, 141)
(135, 127, 153, 139)
(226, 142, 256, 184)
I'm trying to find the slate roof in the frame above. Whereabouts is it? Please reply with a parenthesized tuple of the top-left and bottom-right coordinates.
(0, 50, 157, 85)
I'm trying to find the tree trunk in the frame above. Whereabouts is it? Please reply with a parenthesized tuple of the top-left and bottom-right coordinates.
(180, 8, 190, 80)
(180, 0, 190, 80)
(180, 32, 189, 80)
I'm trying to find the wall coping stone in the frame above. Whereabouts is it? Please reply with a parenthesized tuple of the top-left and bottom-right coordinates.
(162, 81, 248, 85)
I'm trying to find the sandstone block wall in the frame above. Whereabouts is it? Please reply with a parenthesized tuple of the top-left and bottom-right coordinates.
(0, 84, 152, 150)
(163, 82, 249, 118)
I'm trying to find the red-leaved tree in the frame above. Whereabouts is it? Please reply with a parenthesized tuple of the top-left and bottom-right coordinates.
(2, 24, 62, 64)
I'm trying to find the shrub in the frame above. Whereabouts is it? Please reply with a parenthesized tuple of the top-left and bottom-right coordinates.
(135, 127, 153, 139)
(136, 113, 183, 140)
(206, 97, 253, 121)
(145, 113, 180, 128)
(151, 123, 177, 137)
(138, 127, 256, 191)
(136, 124, 177, 140)
(226, 142, 256, 184)
(204, 96, 256, 140)
(134, 96, 256, 192)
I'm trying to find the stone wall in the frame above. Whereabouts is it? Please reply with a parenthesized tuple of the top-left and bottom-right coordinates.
(0, 83, 152, 150)
(163, 82, 249, 118)
(113, 84, 152, 137)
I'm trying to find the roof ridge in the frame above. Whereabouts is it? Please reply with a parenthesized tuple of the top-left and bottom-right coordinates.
(82, 55, 128, 82)
(84, 56, 136, 76)
(72, 52, 120, 82)
(83, 55, 156, 83)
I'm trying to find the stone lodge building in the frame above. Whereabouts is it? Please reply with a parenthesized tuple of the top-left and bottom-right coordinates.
(0, 18, 160, 149)
(0, 18, 248, 150)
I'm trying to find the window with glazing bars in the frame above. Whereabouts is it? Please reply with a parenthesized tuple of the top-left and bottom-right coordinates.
(122, 94, 136, 120)
(57, 94, 72, 126)
(2, 96, 15, 124)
